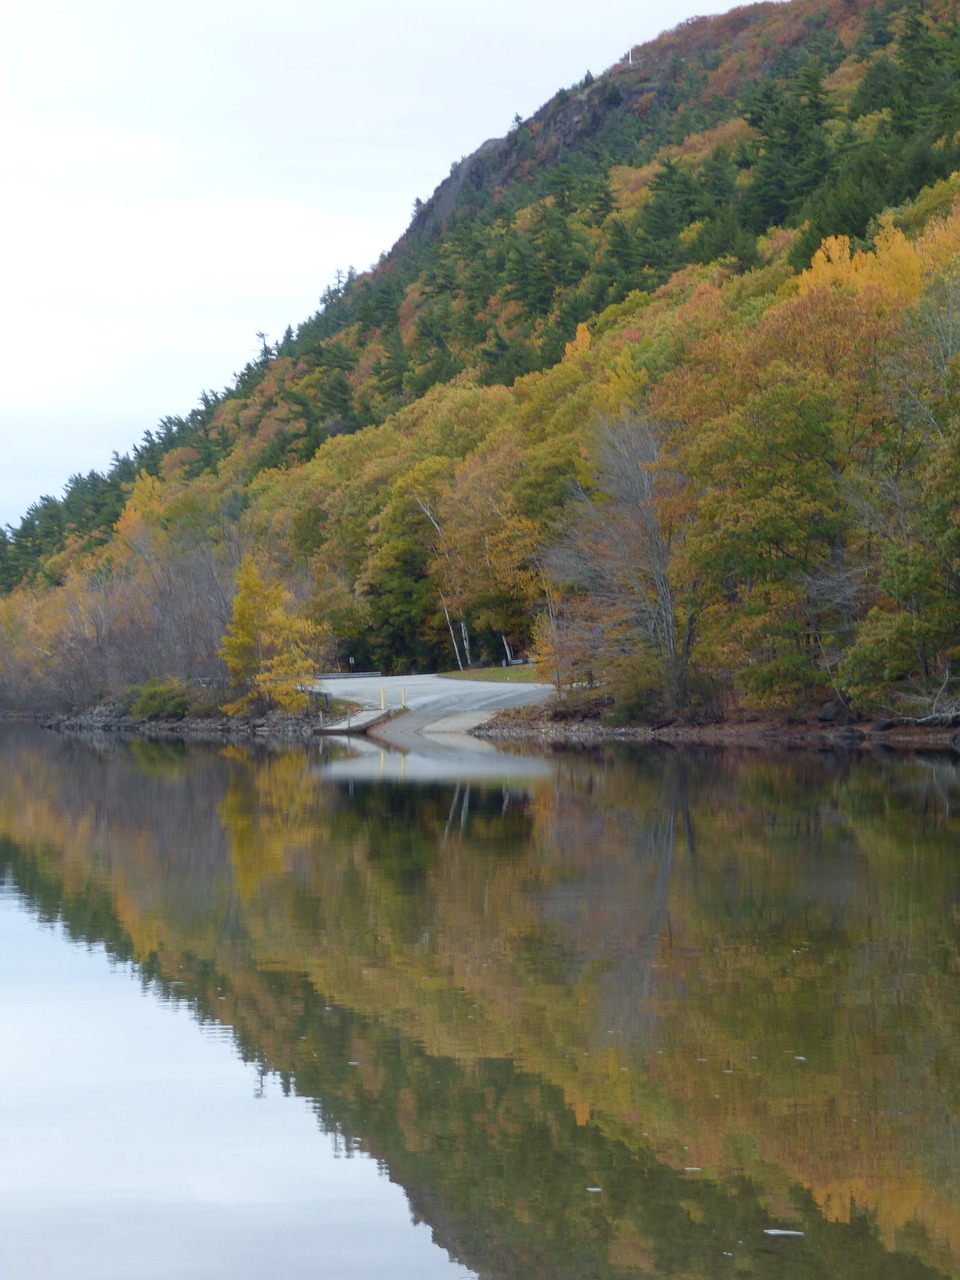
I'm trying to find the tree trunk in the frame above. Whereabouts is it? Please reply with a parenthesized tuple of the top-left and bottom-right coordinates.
(439, 591, 464, 669)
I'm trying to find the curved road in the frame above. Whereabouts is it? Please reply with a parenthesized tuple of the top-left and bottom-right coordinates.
(318, 672, 554, 754)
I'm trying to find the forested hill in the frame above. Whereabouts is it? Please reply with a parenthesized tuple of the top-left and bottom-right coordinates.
(2, 0, 960, 722)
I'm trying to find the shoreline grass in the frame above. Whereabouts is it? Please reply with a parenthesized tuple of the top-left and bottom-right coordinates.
(440, 665, 545, 684)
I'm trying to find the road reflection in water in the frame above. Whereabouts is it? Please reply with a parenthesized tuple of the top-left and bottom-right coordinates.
(0, 722, 958, 1279)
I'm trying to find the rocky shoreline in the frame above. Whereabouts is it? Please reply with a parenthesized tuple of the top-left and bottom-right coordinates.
(15, 700, 960, 755)
(474, 710, 960, 753)
(32, 702, 338, 745)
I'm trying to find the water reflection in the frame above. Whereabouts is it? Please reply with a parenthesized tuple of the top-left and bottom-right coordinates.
(0, 723, 958, 1279)
(0, 882, 475, 1280)
(316, 731, 556, 782)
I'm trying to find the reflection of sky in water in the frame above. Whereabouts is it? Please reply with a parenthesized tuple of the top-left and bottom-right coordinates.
(316, 734, 555, 784)
(0, 885, 476, 1280)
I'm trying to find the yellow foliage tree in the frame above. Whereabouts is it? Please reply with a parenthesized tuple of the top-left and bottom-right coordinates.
(798, 209, 960, 307)
(219, 556, 331, 714)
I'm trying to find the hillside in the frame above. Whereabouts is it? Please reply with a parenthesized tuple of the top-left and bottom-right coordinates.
(2, 0, 960, 722)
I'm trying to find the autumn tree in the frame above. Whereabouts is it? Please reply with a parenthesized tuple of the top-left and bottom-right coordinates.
(546, 411, 697, 715)
(433, 433, 545, 665)
(220, 556, 332, 714)
(839, 262, 960, 712)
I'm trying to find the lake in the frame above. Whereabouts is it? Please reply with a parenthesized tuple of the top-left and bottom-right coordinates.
(1, 722, 957, 1279)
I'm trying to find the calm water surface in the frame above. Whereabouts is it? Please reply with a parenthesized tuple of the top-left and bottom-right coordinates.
(0, 723, 957, 1279)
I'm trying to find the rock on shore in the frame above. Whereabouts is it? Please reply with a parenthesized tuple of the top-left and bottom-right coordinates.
(474, 711, 960, 752)
(28, 700, 960, 755)
(39, 702, 333, 744)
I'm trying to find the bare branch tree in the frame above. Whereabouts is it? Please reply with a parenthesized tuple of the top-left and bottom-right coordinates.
(547, 410, 697, 710)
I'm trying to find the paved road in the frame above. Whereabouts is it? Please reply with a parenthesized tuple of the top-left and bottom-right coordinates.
(317, 672, 553, 754)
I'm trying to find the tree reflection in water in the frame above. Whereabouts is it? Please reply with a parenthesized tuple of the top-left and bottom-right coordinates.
(1, 723, 958, 1279)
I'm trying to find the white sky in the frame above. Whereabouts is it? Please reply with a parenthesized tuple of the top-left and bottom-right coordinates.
(1, 0, 738, 529)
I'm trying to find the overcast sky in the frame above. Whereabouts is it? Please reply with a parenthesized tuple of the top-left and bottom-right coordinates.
(1, 0, 739, 528)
